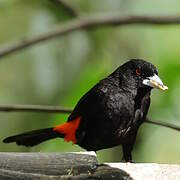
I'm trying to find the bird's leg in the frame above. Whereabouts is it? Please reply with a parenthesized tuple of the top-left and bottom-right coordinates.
(122, 143, 134, 163)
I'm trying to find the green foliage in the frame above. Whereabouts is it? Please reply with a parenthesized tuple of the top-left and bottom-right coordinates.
(0, 0, 179, 163)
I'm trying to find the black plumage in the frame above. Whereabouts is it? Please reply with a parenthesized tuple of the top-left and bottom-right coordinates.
(69, 59, 155, 161)
(3, 59, 167, 162)
(3, 128, 62, 146)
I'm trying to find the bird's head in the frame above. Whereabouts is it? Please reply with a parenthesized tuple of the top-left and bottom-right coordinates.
(118, 59, 168, 91)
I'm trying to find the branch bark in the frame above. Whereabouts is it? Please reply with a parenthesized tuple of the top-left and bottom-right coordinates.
(1, 15, 180, 59)
(146, 117, 180, 131)
(0, 104, 72, 113)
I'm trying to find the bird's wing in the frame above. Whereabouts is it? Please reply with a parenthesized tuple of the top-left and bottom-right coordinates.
(68, 81, 134, 132)
(67, 83, 107, 122)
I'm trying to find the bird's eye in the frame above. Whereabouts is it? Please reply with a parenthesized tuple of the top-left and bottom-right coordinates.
(135, 68, 141, 76)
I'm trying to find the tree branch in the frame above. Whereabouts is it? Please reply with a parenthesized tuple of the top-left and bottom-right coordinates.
(51, 0, 79, 17)
(145, 117, 180, 131)
(1, 15, 180, 59)
(0, 104, 72, 114)
(0, 104, 179, 132)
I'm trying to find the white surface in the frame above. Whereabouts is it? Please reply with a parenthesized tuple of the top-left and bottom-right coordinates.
(106, 162, 180, 180)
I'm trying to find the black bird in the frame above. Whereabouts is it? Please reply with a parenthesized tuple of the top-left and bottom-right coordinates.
(3, 59, 168, 162)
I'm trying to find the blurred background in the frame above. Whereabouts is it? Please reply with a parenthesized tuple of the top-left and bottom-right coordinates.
(0, 0, 180, 163)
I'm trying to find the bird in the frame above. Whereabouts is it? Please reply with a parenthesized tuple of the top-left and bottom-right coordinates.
(3, 59, 168, 162)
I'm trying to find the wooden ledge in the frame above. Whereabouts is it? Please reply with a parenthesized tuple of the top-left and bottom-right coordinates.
(0, 152, 179, 179)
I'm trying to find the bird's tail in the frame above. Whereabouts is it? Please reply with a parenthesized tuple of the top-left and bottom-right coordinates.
(3, 128, 63, 147)
(3, 117, 81, 147)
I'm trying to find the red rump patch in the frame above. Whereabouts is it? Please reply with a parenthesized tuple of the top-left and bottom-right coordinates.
(53, 117, 81, 144)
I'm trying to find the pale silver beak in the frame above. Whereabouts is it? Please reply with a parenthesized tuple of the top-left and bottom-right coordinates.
(143, 74, 168, 90)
